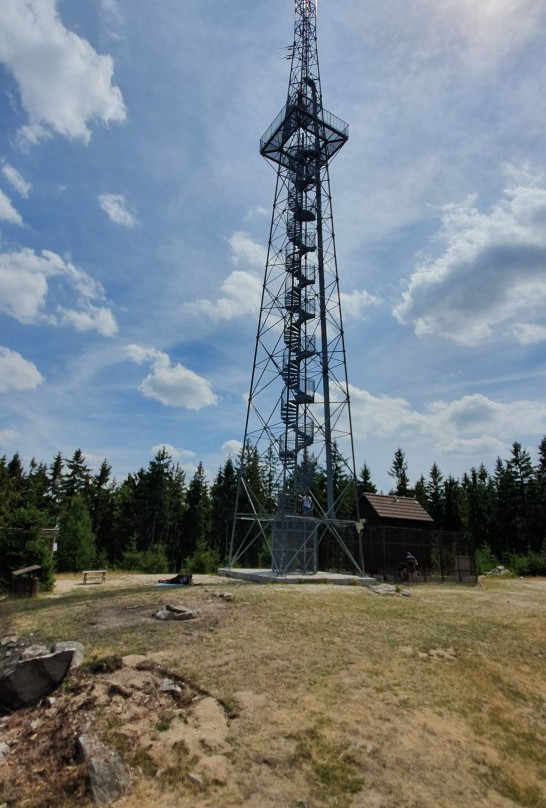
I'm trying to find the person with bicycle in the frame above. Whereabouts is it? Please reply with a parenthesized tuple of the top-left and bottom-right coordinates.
(404, 551, 418, 583)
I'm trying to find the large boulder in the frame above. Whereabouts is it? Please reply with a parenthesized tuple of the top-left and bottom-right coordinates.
(0, 649, 75, 711)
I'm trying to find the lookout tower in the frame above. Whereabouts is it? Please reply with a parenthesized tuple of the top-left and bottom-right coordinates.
(229, 0, 363, 576)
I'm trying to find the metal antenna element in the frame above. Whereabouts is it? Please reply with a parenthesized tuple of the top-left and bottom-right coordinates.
(229, 0, 363, 576)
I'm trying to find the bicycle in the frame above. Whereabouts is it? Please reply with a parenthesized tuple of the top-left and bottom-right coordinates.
(395, 565, 423, 584)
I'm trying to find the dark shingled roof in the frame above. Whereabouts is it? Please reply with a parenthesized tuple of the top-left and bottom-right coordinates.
(361, 493, 434, 523)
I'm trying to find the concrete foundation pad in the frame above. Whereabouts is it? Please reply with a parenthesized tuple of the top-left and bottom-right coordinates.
(217, 568, 376, 586)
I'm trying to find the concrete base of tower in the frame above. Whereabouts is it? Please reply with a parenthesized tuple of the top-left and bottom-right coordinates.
(217, 568, 377, 586)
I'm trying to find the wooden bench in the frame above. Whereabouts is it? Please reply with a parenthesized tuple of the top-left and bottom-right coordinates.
(82, 569, 106, 584)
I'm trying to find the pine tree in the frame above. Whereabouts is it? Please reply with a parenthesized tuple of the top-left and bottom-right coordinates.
(89, 459, 116, 562)
(0, 505, 55, 591)
(388, 448, 411, 496)
(462, 465, 495, 548)
(426, 462, 444, 524)
(62, 449, 91, 504)
(528, 437, 546, 551)
(181, 462, 211, 566)
(210, 457, 238, 563)
(443, 475, 466, 531)
(414, 475, 428, 510)
(56, 496, 96, 572)
(358, 463, 377, 494)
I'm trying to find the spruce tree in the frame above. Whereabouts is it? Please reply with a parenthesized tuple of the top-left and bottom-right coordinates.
(358, 463, 377, 494)
(388, 448, 411, 496)
(57, 496, 96, 572)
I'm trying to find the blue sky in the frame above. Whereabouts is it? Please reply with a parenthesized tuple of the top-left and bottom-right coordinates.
(1, 0, 546, 494)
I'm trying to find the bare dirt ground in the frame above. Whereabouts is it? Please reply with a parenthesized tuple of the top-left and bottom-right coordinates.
(1, 574, 545, 808)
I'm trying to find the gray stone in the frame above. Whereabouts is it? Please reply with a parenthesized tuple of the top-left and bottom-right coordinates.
(20, 644, 49, 660)
(159, 678, 182, 694)
(51, 641, 84, 668)
(154, 607, 198, 621)
(78, 733, 130, 806)
(0, 741, 9, 763)
(368, 584, 398, 596)
(0, 649, 75, 711)
(0, 636, 19, 647)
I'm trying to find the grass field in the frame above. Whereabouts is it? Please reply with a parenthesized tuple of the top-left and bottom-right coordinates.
(1, 575, 545, 808)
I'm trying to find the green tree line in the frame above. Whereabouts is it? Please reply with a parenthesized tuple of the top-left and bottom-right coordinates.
(1, 438, 545, 590)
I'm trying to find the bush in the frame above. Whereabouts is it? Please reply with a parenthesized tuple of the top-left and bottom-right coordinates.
(183, 537, 219, 574)
(121, 543, 169, 573)
(507, 546, 546, 577)
(475, 543, 499, 575)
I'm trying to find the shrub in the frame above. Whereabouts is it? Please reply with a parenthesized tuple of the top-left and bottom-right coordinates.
(475, 543, 499, 575)
(183, 537, 219, 574)
(121, 543, 169, 573)
(507, 546, 546, 577)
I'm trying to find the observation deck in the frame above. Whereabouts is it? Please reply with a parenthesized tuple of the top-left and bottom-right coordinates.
(260, 93, 348, 168)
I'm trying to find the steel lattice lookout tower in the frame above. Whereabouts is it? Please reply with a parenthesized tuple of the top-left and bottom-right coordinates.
(228, 0, 365, 577)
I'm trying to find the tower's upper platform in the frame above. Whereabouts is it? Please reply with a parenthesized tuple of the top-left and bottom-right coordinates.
(260, 91, 348, 169)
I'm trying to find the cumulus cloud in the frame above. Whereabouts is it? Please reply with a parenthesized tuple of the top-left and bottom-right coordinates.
(185, 270, 261, 321)
(150, 443, 197, 461)
(0, 248, 117, 336)
(98, 194, 137, 227)
(228, 231, 267, 270)
(350, 386, 546, 455)
(221, 439, 243, 457)
(0, 189, 23, 224)
(126, 344, 218, 410)
(58, 305, 118, 336)
(0, 346, 43, 392)
(182, 232, 266, 323)
(0, 0, 126, 146)
(2, 162, 31, 196)
(340, 289, 380, 320)
(393, 184, 546, 346)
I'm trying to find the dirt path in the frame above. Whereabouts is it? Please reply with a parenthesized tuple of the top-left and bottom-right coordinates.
(51, 571, 229, 595)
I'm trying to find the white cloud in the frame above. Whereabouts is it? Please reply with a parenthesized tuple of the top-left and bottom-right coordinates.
(350, 386, 546, 455)
(1, 162, 31, 196)
(0, 189, 23, 224)
(182, 231, 265, 323)
(0, 248, 117, 335)
(184, 269, 261, 322)
(0, 346, 43, 392)
(58, 305, 118, 337)
(150, 443, 197, 461)
(393, 184, 546, 346)
(243, 205, 268, 221)
(228, 231, 267, 269)
(221, 439, 243, 457)
(98, 194, 137, 227)
(340, 289, 380, 320)
(0, 0, 126, 146)
(126, 344, 218, 410)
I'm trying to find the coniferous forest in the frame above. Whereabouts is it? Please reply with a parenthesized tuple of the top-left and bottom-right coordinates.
(1, 438, 545, 592)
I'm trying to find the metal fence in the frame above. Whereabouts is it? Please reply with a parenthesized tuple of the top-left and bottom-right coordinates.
(319, 525, 477, 583)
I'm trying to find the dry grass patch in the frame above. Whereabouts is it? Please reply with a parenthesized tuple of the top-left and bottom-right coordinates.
(0, 576, 544, 807)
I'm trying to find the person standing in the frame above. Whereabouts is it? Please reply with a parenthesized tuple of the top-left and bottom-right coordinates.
(301, 492, 313, 516)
